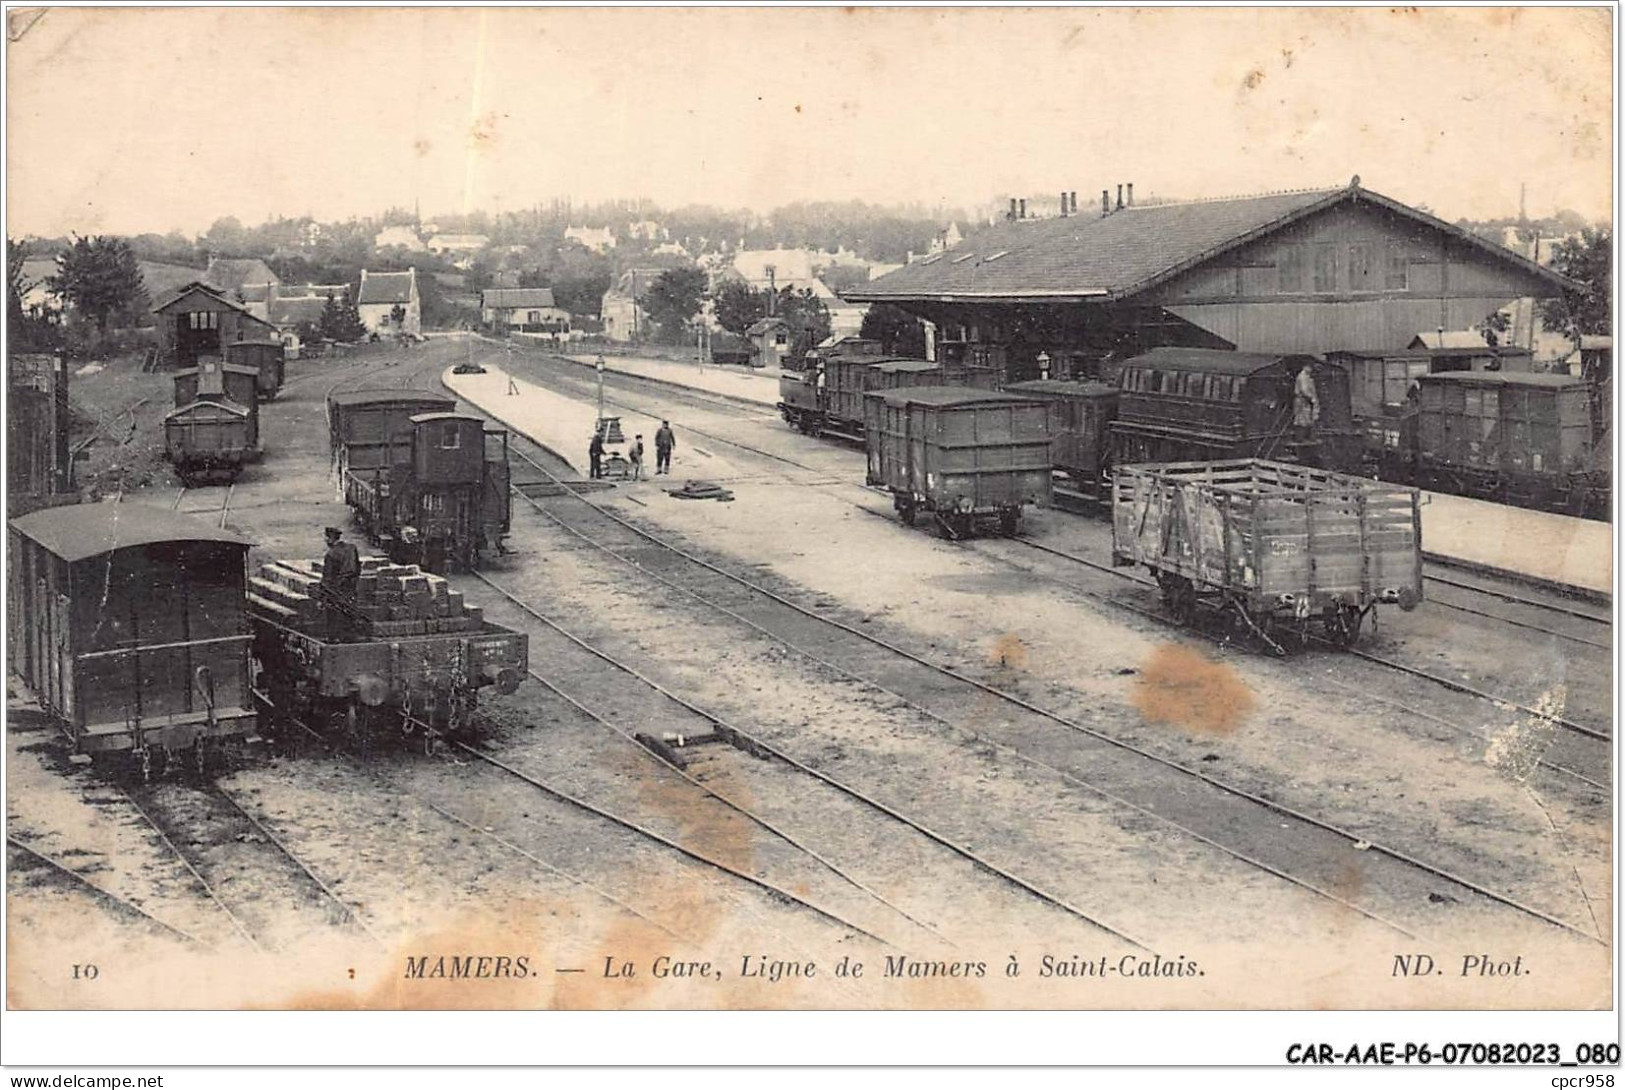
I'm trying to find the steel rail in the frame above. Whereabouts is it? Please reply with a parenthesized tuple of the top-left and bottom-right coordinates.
(503, 444, 1604, 946)
(448, 738, 891, 946)
(7, 834, 201, 945)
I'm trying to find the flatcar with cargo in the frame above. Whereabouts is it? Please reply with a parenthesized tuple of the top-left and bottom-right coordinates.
(1111, 459, 1422, 650)
(864, 386, 1052, 538)
(1109, 348, 1362, 474)
(7, 504, 259, 777)
(247, 555, 527, 755)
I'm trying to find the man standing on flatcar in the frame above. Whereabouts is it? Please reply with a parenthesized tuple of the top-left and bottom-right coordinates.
(322, 526, 361, 639)
(1292, 364, 1320, 440)
(655, 420, 675, 475)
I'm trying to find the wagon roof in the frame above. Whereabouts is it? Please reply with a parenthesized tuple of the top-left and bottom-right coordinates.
(409, 411, 481, 423)
(166, 399, 250, 420)
(174, 363, 259, 378)
(1119, 347, 1319, 375)
(1006, 379, 1120, 398)
(872, 359, 942, 373)
(1419, 370, 1586, 389)
(11, 502, 251, 562)
(327, 389, 456, 408)
(871, 385, 1043, 408)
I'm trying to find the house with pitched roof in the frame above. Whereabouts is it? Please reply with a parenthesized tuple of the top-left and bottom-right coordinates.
(356, 268, 421, 336)
(204, 257, 280, 294)
(481, 288, 571, 334)
(600, 268, 668, 342)
(848, 178, 1576, 384)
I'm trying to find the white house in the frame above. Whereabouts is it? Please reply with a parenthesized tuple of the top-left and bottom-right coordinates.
(375, 225, 426, 252)
(565, 226, 616, 253)
(425, 234, 489, 256)
(600, 268, 665, 342)
(356, 268, 421, 336)
(481, 288, 571, 334)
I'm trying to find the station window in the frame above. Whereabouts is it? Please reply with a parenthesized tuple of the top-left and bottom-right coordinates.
(1276, 245, 1305, 293)
(439, 423, 460, 449)
(1385, 246, 1410, 290)
(1348, 242, 1376, 290)
(1313, 244, 1338, 293)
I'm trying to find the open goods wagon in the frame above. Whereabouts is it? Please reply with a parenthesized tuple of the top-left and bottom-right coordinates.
(1112, 459, 1422, 651)
(343, 412, 511, 569)
(8, 504, 257, 778)
(864, 386, 1052, 538)
(165, 360, 261, 484)
(247, 555, 527, 754)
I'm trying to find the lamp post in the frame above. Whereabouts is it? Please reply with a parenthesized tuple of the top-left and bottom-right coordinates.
(1037, 350, 1052, 381)
(595, 354, 605, 425)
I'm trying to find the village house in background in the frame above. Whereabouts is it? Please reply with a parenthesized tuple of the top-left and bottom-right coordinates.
(374, 225, 427, 252)
(481, 287, 572, 339)
(356, 268, 422, 337)
(565, 225, 616, 253)
(600, 267, 668, 342)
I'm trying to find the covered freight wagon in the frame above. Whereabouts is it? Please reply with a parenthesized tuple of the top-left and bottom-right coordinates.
(1414, 372, 1601, 514)
(1005, 378, 1120, 496)
(327, 390, 456, 471)
(864, 386, 1052, 538)
(1112, 459, 1422, 650)
(8, 504, 257, 776)
(225, 338, 286, 400)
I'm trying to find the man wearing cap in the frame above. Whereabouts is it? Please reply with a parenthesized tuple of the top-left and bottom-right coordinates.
(321, 526, 361, 638)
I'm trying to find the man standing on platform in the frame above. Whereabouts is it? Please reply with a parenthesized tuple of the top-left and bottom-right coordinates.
(588, 429, 605, 479)
(655, 420, 675, 475)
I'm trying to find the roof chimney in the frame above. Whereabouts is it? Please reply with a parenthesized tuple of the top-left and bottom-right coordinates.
(1070, 191, 1078, 216)
(1116, 184, 1124, 211)
(1059, 191, 1068, 218)
(1101, 190, 1110, 216)
(1127, 183, 1134, 208)
(1019, 198, 1027, 220)
(1009, 198, 1018, 221)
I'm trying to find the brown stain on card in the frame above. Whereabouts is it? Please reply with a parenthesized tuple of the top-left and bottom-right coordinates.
(1132, 643, 1254, 735)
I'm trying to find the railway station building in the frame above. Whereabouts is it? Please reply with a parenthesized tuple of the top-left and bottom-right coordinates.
(847, 179, 1576, 384)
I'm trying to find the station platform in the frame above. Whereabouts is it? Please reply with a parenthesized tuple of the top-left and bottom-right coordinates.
(558, 353, 782, 408)
(1418, 489, 1612, 601)
(443, 365, 746, 482)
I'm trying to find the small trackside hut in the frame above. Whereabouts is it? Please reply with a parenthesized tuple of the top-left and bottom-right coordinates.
(8, 505, 258, 778)
(864, 386, 1052, 538)
(1111, 459, 1422, 651)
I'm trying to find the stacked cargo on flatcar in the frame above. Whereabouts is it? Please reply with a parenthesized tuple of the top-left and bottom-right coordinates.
(8, 504, 258, 776)
(1004, 379, 1120, 496)
(225, 338, 286, 401)
(164, 359, 262, 484)
(1414, 372, 1605, 516)
(247, 555, 527, 754)
(1109, 348, 1361, 474)
(1112, 459, 1422, 650)
(864, 386, 1052, 537)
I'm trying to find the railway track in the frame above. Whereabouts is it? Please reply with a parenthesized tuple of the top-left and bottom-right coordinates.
(491, 365, 1609, 771)
(494, 441, 1604, 949)
(469, 570, 1147, 951)
(7, 834, 202, 946)
(111, 777, 378, 952)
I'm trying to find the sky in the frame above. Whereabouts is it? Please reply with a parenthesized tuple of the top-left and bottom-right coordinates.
(5, 6, 1614, 238)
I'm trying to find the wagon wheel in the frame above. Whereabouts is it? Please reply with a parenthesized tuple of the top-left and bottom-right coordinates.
(898, 497, 917, 526)
(1322, 604, 1364, 648)
(998, 508, 1020, 537)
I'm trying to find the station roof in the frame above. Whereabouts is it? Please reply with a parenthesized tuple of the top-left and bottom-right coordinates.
(848, 181, 1579, 304)
(11, 503, 251, 563)
(870, 386, 1042, 408)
